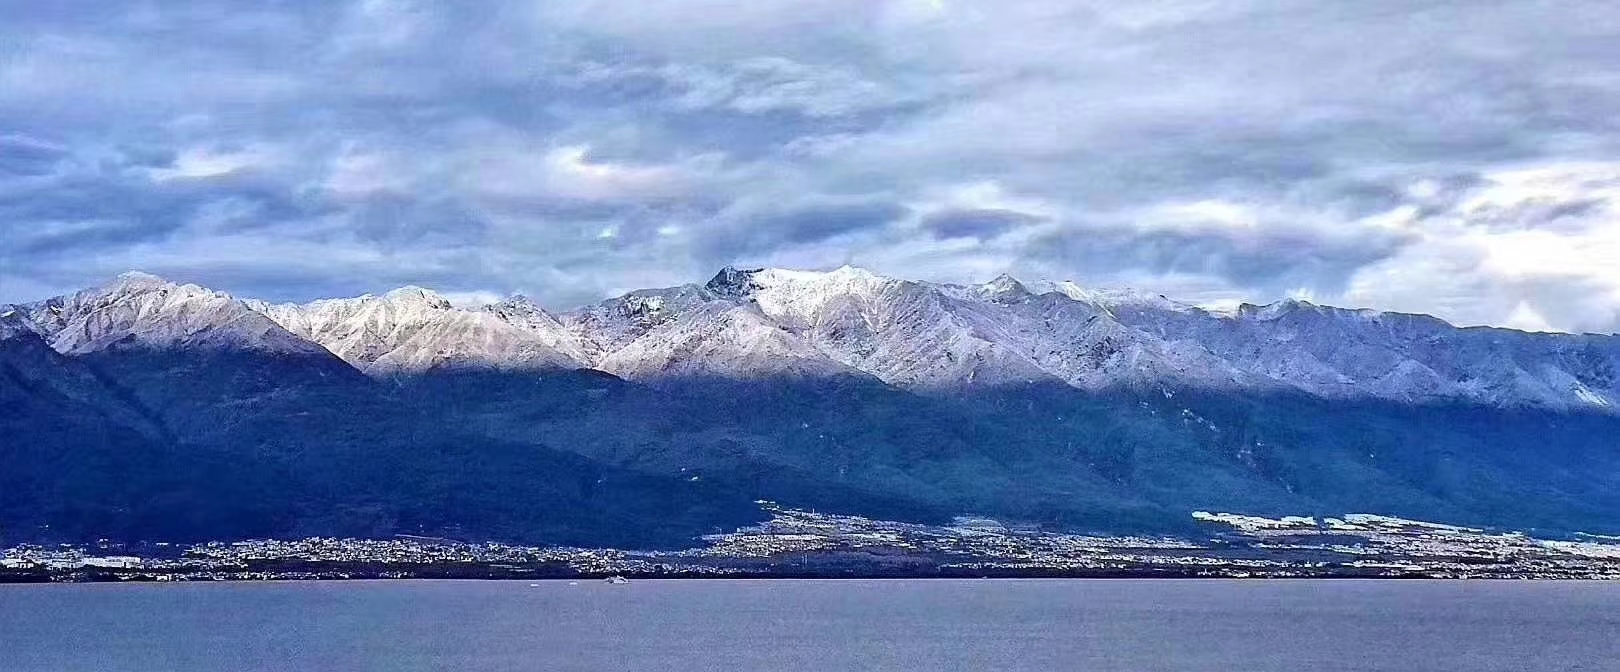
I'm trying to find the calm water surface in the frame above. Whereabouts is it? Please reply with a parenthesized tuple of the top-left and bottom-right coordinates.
(1, 579, 1617, 671)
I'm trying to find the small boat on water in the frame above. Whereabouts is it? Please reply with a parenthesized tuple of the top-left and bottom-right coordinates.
(604, 575, 631, 585)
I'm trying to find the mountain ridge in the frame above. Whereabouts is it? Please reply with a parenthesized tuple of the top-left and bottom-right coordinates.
(3, 266, 1620, 546)
(17, 264, 1609, 413)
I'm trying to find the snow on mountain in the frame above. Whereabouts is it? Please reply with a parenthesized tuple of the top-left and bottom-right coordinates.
(20, 272, 328, 356)
(722, 265, 895, 327)
(557, 268, 877, 382)
(11, 267, 1618, 411)
(0, 306, 39, 341)
(559, 266, 1060, 388)
(250, 288, 586, 376)
(788, 274, 1059, 389)
(594, 301, 865, 381)
(586, 266, 1251, 392)
(592, 265, 1620, 408)
(1105, 296, 1620, 410)
(484, 295, 591, 363)
(973, 273, 1031, 303)
(702, 266, 1049, 388)
(365, 309, 584, 377)
(247, 287, 458, 367)
(559, 265, 1617, 409)
(1037, 279, 1198, 316)
(562, 283, 719, 361)
(10, 274, 588, 377)
(962, 290, 1265, 393)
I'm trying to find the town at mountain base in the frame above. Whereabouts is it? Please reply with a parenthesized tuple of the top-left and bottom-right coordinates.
(2, 267, 1618, 548)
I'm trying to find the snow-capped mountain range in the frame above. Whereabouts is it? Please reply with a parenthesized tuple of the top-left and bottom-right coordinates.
(8, 265, 1620, 546)
(8, 266, 1618, 412)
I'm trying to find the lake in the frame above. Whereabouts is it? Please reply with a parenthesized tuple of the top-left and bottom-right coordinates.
(1, 579, 1616, 671)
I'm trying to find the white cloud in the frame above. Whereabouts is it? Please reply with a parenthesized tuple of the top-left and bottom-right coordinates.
(541, 146, 685, 201)
(460, 141, 722, 205)
(323, 145, 415, 196)
(1342, 162, 1620, 332)
(148, 145, 283, 181)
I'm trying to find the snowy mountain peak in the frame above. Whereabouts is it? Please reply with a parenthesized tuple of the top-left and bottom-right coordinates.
(1034, 279, 1190, 314)
(22, 273, 325, 356)
(482, 294, 590, 364)
(595, 301, 863, 382)
(252, 283, 586, 374)
(250, 288, 460, 367)
(92, 271, 199, 301)
(704, 265, 890, 300)
(704, 266, 764, 299)
(0, 307, 39, 341)
(492, 293, 536, 309)
(734, 266, 896, 327)
(975, 273, 1030, 302)
(1249, 297, 1317, 321)
(486, 294, 555, 323)
(823, 264, 884, 282)
(1042, 279, 1112, 307)
(1238, 298, 1409, 326)
(382, 286, 453, 310)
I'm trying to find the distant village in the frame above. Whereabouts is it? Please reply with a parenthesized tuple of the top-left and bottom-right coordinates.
(5, 504, 1619, 582)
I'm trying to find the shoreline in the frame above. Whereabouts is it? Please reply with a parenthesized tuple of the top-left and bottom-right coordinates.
(6, 564, 1614, 584)
(8, 507, 1620, 584)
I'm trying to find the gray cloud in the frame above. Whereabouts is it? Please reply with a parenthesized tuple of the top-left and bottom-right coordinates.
(694, 197, 908, 262)
(561, 57, 913, 120)
(922, 209, 1045, 241)
(1, 0, 1618, 333)
(0, 135, 69, 176)
(1038, 222, 1408, 299)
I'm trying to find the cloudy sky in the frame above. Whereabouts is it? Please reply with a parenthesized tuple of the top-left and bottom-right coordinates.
(3, 0, 1619, 333)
